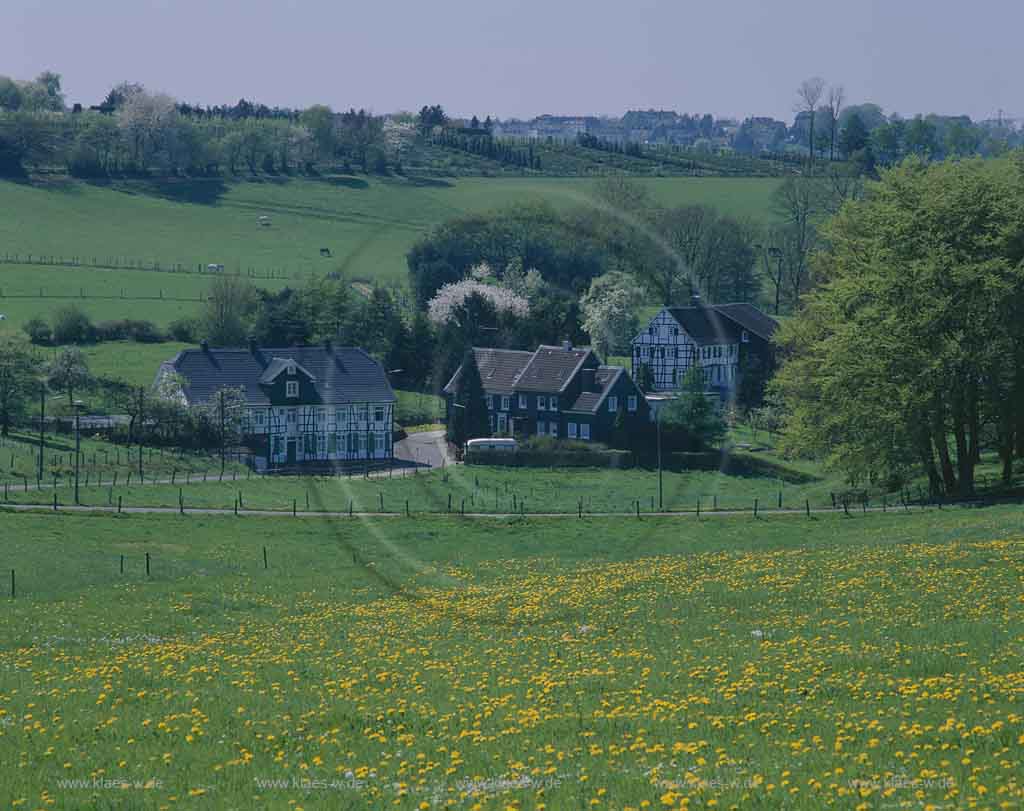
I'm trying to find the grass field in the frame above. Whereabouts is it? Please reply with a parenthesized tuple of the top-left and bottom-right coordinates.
(0, 506, 1020, 809)
(0, 175, 780, 292)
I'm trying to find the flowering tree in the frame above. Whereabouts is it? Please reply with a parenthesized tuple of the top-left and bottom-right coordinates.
(427, 277, 529, 326)
(581, 271, 641, 357)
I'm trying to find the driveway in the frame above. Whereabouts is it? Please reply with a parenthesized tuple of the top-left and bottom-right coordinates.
(394, 430, 452, 470)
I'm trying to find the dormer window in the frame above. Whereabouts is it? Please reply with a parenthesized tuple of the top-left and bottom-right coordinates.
(741, 330, 750, 343)
(286, 380, 299, 398)
(287, 361, 297, 375)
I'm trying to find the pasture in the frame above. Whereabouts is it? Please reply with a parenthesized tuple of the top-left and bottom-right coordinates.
(0, 506, 1020, 809)
(0, 174, 780, 294)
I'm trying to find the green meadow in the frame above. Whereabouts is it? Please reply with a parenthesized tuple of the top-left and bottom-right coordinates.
(0, 175, 780, 313)
(0, 507, 1020, 809)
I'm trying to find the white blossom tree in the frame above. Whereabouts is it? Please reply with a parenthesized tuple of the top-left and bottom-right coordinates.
(427, 278, 529, 325)
(581, 271, 642, 358)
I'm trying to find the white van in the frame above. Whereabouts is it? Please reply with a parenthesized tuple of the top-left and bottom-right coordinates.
(466, 437, 517, 453)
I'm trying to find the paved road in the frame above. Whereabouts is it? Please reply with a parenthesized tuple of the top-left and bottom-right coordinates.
(394, 430, 452, 470)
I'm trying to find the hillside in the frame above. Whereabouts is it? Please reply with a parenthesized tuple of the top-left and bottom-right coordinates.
(0, 175, 781, 328)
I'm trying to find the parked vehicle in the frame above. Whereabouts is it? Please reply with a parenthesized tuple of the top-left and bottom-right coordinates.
(466, 437, 517, 453)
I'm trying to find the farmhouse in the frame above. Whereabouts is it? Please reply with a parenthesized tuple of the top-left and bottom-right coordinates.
(631, 298, 778, 400)
(156, 340, 395, 470)
(443, 343, 648, 443)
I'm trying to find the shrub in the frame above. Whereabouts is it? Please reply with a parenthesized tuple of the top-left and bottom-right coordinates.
(22, 317, 52, 345)
(95, 319, 165, 343)
(50, 305, 96, 344)
(167, 317, 200, 343)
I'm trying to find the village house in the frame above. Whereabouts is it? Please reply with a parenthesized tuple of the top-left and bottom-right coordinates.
(443, 343, 648, 443)
(156, 339, 395, 470)
(631, 298, 778, 400)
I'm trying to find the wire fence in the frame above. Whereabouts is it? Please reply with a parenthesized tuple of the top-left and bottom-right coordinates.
(0, 252, 307, 281)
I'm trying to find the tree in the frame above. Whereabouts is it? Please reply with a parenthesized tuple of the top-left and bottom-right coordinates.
(905, 115, 939, 158)
(839, 112, 870, 158)
(449, 349, 489, 446)
(299, 104, 335, 162)
(771, 178, 823, 307)
(825, 84, 845, 161)
(0, 337, 35, 436)
(202, 275, 258, 346)
(795, 77, 826, 170)
(51, 305, 96, 344)
(580, 271, 641, 357)
(0, 76, 23, 111)
(771, 156, 1024, 497)
(46, 347, 93, 406)
(661, 366, 726, 451)
(636, 362, 655, 393)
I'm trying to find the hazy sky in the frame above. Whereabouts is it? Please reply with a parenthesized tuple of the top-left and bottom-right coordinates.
(8, 0, 1021, 123)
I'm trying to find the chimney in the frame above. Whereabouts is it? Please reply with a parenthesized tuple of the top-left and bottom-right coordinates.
(248, 335, 258, 354)
(562, 340, 572, 351)
(200, 339, 209, 352)
(581, 367, 596, 392)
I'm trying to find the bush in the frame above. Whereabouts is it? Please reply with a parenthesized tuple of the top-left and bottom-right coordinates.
(167, 317, 200, 343)
(22, 317, 52, 345)
(466, 436, 631, 468)
(50, 305, 96, 344)
(95, 319, 165, 343)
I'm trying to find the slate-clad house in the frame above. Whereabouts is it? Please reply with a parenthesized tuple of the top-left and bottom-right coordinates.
(443, 343, 648, 443)
(156, 340, 395, 469)
(631, 298, 778, 399)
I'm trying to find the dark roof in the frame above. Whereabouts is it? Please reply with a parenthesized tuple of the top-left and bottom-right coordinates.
(443, 348, 533, 395)
(259, 357, 316, 385)
(511, 345, 592, 393)
(713, 303, 779, 341)
(159, 345, 395, 406)
(567, 367, 625, 413)
(666, 307, 743, 344)
(665, 303, 778, 344)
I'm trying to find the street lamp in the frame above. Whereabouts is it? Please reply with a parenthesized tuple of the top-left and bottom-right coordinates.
(72, 399, 85, 505)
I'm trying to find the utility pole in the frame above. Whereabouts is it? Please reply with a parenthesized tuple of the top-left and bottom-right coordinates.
(38, 383, 45, 482)
(219, 389, 226, 474)
(137, 386, 144, 480)
(657, 405, 663, 511)
(73, 401, 83, 505)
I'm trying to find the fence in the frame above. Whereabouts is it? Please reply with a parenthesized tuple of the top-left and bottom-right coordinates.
(0, 252, 305, 282)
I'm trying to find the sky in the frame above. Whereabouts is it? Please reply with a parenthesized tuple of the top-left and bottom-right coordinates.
(8, 0, 1021, 123)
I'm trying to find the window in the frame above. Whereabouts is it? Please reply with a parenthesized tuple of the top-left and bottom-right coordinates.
(501, 395, 511, 411)
(607, 396, 618, 413)
(537, 396, 546, 411)
(358, 404, 369, 422)
(328, 434, 337, 453)
(347, 433, 358, 454)
(580, 423, 591, 440)
(497, 413, 508, 434)
(374, 406, 385, 423)
(648, 326, 654, 335)
(335, 408, 346, 425)
(518, 394, 527, 409)
(672, 327, 679, 336)
(272, 436, 284, 456)
(550, 422, 558, 438)
(256, 410, 266, 426)
(536, 420, 546, 435)
(487, 395, 495, 410)
(317, 433, 327, 456)
(568, 422, 578, 438)
(287, 409, 296, 425)
(641, 347, 648, 359)
(286, 380, 299, 398)
(303, 434, 315, 455)
(369, 433, 378, 454)
(627, 395, 637, 412)
(741, 330, 750, 343)
(549, 396, 558, 411)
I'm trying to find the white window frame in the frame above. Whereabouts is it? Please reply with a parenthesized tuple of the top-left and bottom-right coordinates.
(287, 408, 297, 425)
(607, 396, 618, 413)
(580, 423, 591, 440)
(497, 413, 508, 434)
(627, 395, 637, 412)
(518, 394, 527, 409)
(537, 396, 546, 411)
(567, 422, 578, 438)
(741, 330, 750, 343)
(501, 395, 511, 411)
(548, 396, 558, 411)
(549, 422, 558, 438)
(536, 420, 545, 435)
(374, 405, 385, 423)
(286, 380, 299, 398)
